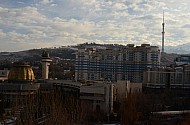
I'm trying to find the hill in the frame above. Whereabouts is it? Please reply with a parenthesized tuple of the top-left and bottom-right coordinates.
(0, 43, 187, 68)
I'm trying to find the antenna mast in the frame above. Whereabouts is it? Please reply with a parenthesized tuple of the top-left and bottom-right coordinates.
(162, 11, 165, 52)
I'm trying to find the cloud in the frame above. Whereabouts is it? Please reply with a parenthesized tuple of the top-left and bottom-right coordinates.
(182, 24, 190, 29)
(112, 3, 128, 10)
(0, 29, 6, 38)
(0, 0, 190, 52)
(40, 0, 54, 4)
(127, 0, 143, 4)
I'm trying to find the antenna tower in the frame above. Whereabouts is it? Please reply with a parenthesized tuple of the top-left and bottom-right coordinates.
(162, 11, 165, 52)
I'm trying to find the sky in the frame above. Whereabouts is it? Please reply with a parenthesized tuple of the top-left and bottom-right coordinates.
(0, 0, 190, 52)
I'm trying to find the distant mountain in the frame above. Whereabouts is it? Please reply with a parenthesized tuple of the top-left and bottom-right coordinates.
(160, 52, 179, 66)
(165, 43, 190, 54)
(0, 47, 76, 63)
(0, 43, 190, 67)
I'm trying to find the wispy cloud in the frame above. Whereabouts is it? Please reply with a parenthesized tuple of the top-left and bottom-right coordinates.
(0, 0, 190, 52)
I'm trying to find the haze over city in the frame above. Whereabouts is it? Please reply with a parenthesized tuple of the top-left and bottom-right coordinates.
(0, 0, 190, 52)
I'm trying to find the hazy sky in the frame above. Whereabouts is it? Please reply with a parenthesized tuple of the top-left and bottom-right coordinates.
(0, 0, 190, 51)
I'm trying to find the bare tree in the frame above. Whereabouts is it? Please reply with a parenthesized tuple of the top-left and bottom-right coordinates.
(120, 92, 140, 125)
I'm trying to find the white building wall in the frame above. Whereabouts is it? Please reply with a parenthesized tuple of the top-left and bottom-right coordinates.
(80, 82, 114, 114)
(115, 80, 128, 101)
(127, 82, 142, 93)
(42, 59, 52, 79)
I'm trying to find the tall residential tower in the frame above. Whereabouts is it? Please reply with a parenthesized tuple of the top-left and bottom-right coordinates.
(75, 44, 160, 83)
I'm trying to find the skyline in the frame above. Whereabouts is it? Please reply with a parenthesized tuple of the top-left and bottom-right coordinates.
(0, 0, 190, 52)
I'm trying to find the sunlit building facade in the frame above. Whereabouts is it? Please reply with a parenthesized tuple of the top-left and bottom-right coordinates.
(75, 44, 160, 83)
(143, 64, 190, 89)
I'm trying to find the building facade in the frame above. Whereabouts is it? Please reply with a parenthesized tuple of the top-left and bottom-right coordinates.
(175, 55, 190, 65)
(0, 69, 9, 82)
(41, 50, 52, 80)
(143, 64, 190, 89)
(80, 81, 114, 114)
(75, 44, 160, 83)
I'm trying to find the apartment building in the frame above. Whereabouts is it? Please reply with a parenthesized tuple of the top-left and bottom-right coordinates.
(121, 44, 160, 82)
(75, 44, 160, 83)
(175, 55, 190, 65)
(143, 64, 190, 89)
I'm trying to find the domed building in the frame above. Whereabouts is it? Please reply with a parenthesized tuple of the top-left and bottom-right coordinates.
(0, 51, 81, 124)
(0, 62, 40, 124)
(8, 62, 35, 83)
(0, 62, 40, 102)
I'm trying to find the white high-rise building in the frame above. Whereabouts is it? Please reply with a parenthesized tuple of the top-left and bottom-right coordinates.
(75, 44, 160, 83)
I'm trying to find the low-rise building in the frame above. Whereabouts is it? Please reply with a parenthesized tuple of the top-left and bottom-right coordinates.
(143, 65, 190, 89)
(80, 81, 114, 114)
(0, 69, 9, 82)
(175, 55, 190, 65)
(114, 80, 142, 101)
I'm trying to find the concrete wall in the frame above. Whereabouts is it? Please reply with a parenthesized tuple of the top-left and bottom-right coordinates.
(80, 82, 114, 114)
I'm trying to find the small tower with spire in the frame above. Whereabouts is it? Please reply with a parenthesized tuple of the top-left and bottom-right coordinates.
(41, 50, 52, 80)
(162, 11, 165, 53)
